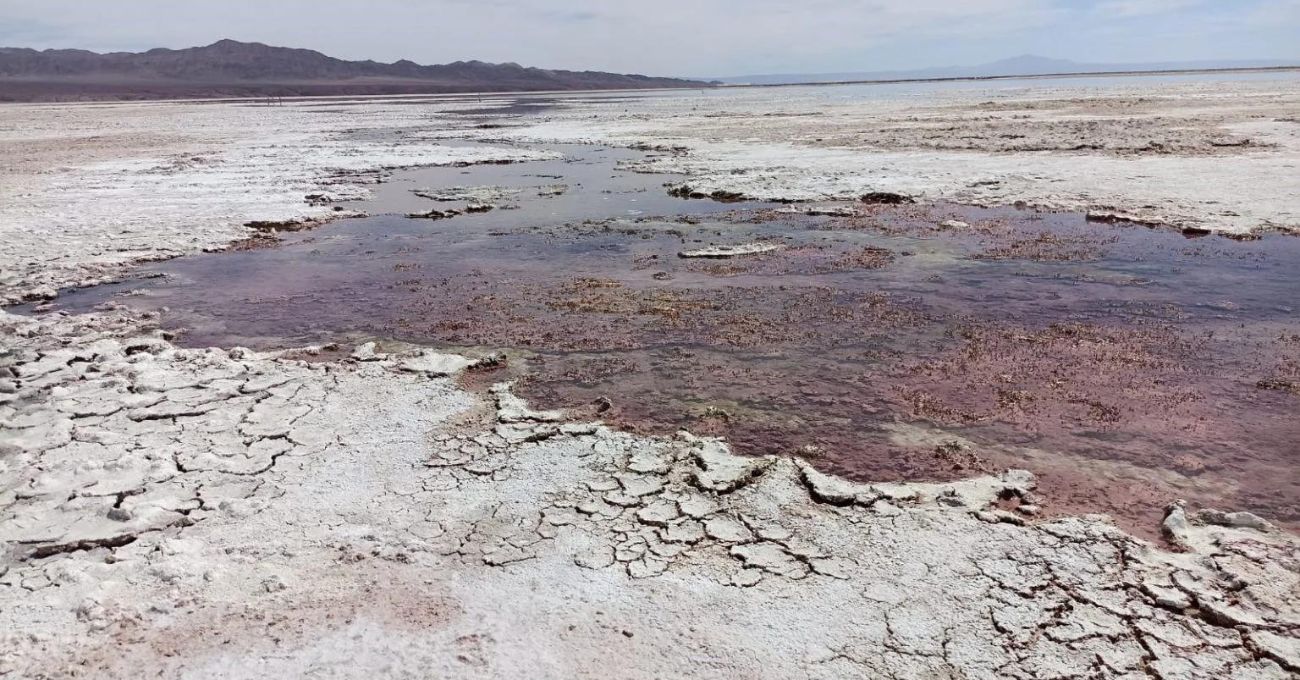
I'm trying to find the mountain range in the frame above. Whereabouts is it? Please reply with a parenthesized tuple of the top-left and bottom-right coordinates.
(0, 39, 709, 102)
(712, 55, 1300, 85)
(4, 43, 1293, 103)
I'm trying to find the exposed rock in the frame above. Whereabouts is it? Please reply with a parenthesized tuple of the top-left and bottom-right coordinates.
(797, 460, 876, 506)
(394, 350, 495, 377)
(491, 383, 566, 423)
(244, 218, 319, 233)
(859, 192, 914, 205)
(1085, 209, 1166, 228)
(350, 342, 384, 362)
(777, 205, 859, 217)
(678, 243, 782, 259)
(406, 208, 462, 220)
(1163, 501, 1192, 546)
(692, 440, 770, 492)
(413, 185, 520, 204)
(1196, 509, 1274, 532)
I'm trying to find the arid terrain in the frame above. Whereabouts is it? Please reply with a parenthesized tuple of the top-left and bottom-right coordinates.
(3, 74, 1300, 679)
(0, 40, 709, 102)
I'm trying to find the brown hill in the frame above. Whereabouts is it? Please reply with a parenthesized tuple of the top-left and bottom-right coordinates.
(0, 39, 712, 101)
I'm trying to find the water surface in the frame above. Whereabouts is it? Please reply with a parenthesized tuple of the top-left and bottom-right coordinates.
(32, 144, 1300, 539)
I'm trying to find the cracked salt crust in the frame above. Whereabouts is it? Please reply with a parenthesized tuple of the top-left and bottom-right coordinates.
(0, 100, 558, 304)
(2, 85, 1300, 678)
(2, 309, 1297, 678)
(490, 76, 1300, 235)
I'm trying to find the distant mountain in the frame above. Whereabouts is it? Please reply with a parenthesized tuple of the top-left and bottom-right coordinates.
(0, 39, 711, 101)
(712, 55, 1300, 85)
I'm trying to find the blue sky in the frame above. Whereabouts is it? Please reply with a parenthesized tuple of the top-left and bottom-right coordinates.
(0, 0, 1296, 76)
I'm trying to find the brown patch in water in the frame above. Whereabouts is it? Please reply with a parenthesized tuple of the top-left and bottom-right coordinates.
(973, 232, 1115, 262)
(817, 246, 897, 272)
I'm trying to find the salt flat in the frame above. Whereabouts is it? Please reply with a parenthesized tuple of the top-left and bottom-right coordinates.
(495, 76, 1300, 235)
(2, 76, 1299, 679)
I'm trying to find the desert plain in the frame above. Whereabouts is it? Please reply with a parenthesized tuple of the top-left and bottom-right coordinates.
(2, 74, 1300, 678)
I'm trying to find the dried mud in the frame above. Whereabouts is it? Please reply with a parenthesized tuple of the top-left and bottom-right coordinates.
(36, 146, 1300, 541)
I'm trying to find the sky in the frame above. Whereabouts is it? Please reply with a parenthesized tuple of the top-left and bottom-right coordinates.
(1, 0, 1297, 77)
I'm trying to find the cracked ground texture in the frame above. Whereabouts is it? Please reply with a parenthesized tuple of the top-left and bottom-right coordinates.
(2, 83, 1300, 678)
(487, 76, 1300, 235)
(2, 310, 1297, 679)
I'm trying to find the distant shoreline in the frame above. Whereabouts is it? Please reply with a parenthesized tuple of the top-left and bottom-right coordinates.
(0, 77, 705, 103)
(715, 65, 1300, 89)
(2, 65, 1297, 105)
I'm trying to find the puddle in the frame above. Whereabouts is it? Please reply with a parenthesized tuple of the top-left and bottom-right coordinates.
(25, 143, 1300, 540)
